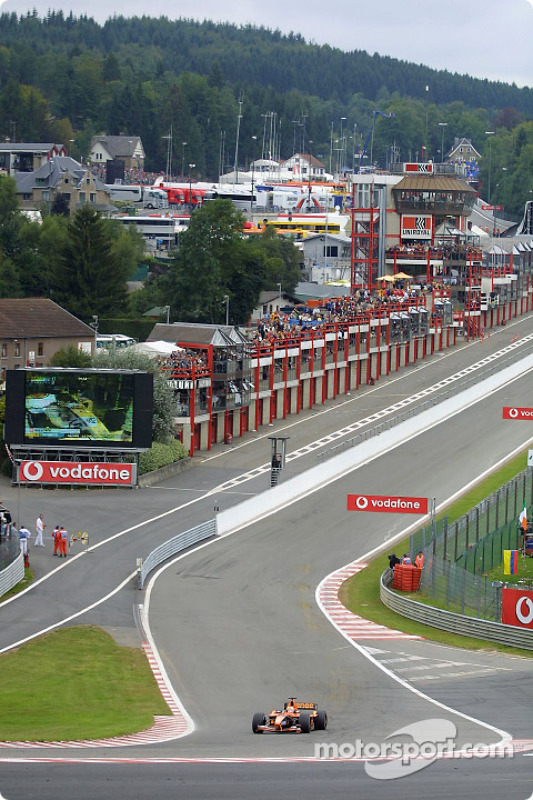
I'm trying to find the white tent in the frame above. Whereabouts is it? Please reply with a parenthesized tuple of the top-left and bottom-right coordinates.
(132, 340, 183, 357)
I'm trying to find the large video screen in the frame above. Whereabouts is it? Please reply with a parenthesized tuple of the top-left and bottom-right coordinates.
(5, 369, 153, 450)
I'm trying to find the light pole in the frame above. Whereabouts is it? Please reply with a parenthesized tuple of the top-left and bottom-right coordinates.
(250, 135, 257, 216)
(485, 131, 495, 204)
(90, 315, 99, 354)
(352, 123, 358, 172)
(162, 127, 172, 181)
(340, 117, 346, 173)
(223, 295, 230, 326)
(188, 163, 195, 211)
(438, 122, 447, 163)
(164, 305, 170, 324)
(277, 282, 282, 309)
(307, 140, 313, 208)
(181, 142, 187, 178)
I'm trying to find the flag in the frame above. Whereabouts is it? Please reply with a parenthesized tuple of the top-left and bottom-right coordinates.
(504, 550, 519, 575)
(519, 505, 528, 532)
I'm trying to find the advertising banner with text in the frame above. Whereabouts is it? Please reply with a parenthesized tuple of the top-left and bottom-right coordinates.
(502, 588, 533, 629)
(347, 494, 428, 514)
(400, 215, 433, 240)
(19, 460, 136, 486)
(502, 407, 533, 420)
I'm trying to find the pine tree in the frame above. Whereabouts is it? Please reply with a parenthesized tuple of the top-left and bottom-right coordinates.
(50, 205, 129, 319)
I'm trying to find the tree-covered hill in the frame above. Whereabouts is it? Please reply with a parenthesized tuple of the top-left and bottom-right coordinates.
(1, 13, 532, 113)
(0, 12, 531, 216)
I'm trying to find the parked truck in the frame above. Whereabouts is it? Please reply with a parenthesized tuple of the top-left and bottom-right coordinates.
(104, 182, 169, 209)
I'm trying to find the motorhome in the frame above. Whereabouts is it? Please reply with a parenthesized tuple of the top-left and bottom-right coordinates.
(104, 182, 169, 209)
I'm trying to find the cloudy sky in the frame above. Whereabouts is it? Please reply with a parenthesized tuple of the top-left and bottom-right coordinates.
(1, 0, 532, 87)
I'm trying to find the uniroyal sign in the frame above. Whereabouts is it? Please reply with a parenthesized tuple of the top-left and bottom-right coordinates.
(19, 460, 136, 486)
(502, 589, 533, 629)
(401, 215, 432, 240)
(502, 407, 533, 420)
(347, 494, 428, 514)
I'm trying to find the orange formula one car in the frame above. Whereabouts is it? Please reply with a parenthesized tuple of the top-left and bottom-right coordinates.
(252, 699, 328, 734)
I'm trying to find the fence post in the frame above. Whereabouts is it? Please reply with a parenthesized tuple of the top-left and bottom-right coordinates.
(465, 514, 470, 550)
(495, 489, 499, 530)
(475, 507, 479, 543)
(454, 522, 459, 561)
(505, 484, 509, 525)
(487, 497, 491, 537)
(461, 567, 466, 614)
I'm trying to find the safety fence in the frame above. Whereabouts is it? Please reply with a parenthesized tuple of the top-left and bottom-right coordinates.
(417, 555, 502, 621)
(456, 518, 523, 576)
(381, 569, 533, 650)
(393, 465, 533, 623)
(138, 519, 217, 588)
(409, 468, 533, 563)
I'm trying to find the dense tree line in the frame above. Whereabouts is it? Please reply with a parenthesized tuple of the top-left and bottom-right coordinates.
(0, 13, 530, 215)
(0, 175, 302, 325)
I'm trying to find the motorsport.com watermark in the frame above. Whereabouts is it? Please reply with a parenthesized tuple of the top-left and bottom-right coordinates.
(313, 719, 513, 780)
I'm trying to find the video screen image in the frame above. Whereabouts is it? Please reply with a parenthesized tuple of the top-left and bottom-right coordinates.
(24, 371, 135, 443)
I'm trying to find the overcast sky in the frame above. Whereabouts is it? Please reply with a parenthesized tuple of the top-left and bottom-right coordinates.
(1, 0, 532, 87)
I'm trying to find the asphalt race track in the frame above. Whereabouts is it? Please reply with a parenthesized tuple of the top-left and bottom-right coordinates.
(1, 315, 533, 799)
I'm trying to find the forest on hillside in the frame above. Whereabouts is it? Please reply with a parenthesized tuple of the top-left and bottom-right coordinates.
(0, 12, 531, 216)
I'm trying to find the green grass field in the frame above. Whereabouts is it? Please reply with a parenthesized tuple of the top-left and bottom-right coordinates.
(0, 627, 170, 741)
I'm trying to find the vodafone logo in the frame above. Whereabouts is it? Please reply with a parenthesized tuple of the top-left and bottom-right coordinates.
(503, 406, 533, 420)
(502, 589, 533, 628)
(21, 461, 44, 481)
(516, 597, 533, 625)
(19, 460, 136, 486)
(347, 494, 428, 514)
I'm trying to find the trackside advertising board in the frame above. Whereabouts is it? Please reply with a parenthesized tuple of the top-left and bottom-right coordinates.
(501, 589, 533, 629)
(18, 460, 137, 487)
(502, 407, 533, 420)
(347, 494, 428, 514)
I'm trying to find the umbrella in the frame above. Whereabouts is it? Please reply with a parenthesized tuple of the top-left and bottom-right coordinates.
(394, 271, 411, 280)
(381, 274, 396, 282)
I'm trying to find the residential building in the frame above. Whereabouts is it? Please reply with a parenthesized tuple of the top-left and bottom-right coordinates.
(0, 299, 95, 385)
(14, 157, 110, 214)
(90, 135, 145, 174)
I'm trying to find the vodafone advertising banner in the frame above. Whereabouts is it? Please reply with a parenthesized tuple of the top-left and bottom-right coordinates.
(502, 407, 533, 420)
(502, 589, 533, 629)
(347, 494, 428, 514)
(19, 460, 136, 487)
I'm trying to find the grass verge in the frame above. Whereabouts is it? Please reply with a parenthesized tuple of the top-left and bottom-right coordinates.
(0, 626, 170, 741)
(339, 446, 533, 657)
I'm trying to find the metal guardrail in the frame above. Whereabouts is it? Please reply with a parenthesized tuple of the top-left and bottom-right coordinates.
(0, 551, 24, 598)
(139, 519, 217, 588)
(322, 335, 533, 461)
(380, 569, 533, 651)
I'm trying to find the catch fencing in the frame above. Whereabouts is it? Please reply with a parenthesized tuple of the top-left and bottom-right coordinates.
(410, 467, 533, 564)
(407, 468, 532, 620)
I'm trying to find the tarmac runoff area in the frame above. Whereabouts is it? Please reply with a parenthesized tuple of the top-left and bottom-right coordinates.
(1, 346, 533, 757)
